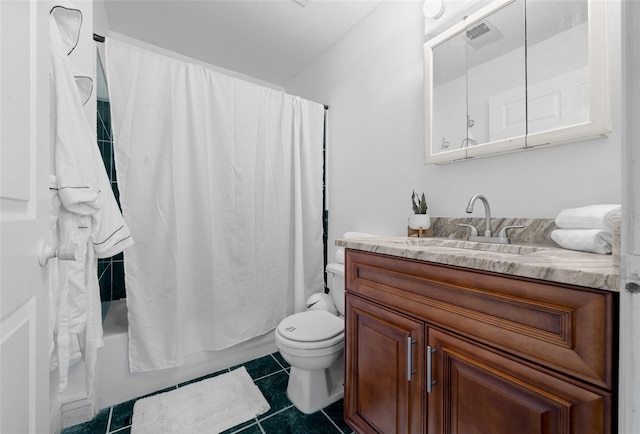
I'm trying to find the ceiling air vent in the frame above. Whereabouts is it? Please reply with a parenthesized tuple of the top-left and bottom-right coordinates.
(465, 20, 503, 50)
(466, 23, 490, 40)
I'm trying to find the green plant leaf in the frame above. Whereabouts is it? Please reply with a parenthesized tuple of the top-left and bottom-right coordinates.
(411, 190, 428, 214)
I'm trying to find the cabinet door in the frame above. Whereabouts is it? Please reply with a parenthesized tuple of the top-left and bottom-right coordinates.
(427, 328, 611, 434)
(345, 294, 425, 434)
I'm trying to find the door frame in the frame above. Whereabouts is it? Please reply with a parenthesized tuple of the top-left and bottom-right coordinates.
(619, 0, 640, 432)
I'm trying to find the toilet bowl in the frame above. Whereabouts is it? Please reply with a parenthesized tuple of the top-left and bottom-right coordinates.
(275, 262, 345, 414)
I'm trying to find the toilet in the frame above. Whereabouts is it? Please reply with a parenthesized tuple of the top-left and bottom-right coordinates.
(275, 262, 345, 414)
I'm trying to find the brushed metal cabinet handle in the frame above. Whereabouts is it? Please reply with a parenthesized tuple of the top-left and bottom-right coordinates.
(427, 345, 436, 393)
(407, 337, 413, 381)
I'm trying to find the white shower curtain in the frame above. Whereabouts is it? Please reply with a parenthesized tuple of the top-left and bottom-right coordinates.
(105, 39, 325, 372)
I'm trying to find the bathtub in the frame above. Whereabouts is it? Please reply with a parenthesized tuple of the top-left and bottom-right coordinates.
(96, 299, 277, 408)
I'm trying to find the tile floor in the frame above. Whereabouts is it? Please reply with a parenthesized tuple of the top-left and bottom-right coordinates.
(61, 352, 353, 434)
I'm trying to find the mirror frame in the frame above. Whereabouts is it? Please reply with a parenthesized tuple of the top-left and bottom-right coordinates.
(423, 0, 610, 165)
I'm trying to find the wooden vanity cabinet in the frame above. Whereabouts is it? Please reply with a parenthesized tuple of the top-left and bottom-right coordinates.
(343, 250, 616, 434)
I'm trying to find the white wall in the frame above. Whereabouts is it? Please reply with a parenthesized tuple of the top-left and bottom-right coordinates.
(285, 0, 622, 259)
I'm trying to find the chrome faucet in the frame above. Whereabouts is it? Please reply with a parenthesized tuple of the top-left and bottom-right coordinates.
(457, 194, 524, 244)
(465, 194, 492, 237)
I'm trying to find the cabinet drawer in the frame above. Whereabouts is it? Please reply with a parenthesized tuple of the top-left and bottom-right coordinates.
(345, 250, 616, 389)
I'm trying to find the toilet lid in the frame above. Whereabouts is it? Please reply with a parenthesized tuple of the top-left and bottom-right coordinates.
(277, 310, 344, 342)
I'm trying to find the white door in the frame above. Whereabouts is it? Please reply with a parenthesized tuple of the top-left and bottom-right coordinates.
(0, 1, 50, 433)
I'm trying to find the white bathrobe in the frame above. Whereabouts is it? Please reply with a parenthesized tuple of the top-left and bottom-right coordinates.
(49, 3, 133, 394)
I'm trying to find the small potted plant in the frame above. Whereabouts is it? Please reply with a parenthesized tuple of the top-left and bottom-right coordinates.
(409, 190, 431, 230)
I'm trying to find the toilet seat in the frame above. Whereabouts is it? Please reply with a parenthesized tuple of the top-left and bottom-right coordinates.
(276, 310, 344, 352)
(276, 328, 344, 351)
(277, 310, 343, 342)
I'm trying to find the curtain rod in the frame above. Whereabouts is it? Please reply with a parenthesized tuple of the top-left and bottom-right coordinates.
(93, 32, 329, 110)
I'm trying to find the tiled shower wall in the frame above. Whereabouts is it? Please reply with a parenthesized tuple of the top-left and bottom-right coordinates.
(97, 99, 126, 301)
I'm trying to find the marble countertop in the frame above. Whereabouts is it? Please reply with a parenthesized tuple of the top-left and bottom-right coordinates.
(336, 236, 620, 292)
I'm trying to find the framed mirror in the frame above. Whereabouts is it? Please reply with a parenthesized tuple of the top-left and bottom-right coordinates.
(423, 0, 610, 164)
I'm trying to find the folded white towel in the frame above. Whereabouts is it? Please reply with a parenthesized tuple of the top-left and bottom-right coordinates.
(555, 204, 621, 230)
(551, 229, 612, 254)
(335, 248, 345, 264)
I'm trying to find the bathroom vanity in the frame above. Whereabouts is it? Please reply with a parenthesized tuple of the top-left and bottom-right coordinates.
(338, 238, 617, 434)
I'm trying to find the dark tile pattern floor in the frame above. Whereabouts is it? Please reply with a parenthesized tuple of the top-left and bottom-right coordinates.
(61, 352, 353, 434)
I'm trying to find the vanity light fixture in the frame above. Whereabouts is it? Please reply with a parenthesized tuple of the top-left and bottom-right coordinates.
(423, 0, 444, 19)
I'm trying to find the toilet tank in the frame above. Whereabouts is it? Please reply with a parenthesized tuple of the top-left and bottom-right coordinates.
(326, 263, 345, 316)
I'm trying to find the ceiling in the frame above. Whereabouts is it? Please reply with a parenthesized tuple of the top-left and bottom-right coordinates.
(103, 0, 382, 87)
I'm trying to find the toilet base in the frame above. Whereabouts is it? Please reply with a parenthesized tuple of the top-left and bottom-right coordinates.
(286, 354, 344, 414)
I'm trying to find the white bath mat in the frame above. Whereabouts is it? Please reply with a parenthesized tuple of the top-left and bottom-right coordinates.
(131, 367, 270, 434)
